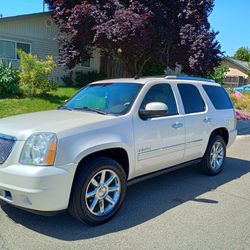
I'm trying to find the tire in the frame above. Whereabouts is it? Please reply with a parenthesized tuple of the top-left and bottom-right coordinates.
(68, 156, 127, 225)
(200, 135, 226, 176)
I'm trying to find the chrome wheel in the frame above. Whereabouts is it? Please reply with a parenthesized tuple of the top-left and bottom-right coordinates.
(85, 169, 121, 217)
(210, 141, 224, 171)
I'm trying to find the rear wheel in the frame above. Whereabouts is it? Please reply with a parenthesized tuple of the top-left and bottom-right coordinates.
(200, 135, 226, 176)
(69, 157, 127, 225)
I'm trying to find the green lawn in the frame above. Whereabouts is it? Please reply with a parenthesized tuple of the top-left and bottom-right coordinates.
(0, 87, 79, 119)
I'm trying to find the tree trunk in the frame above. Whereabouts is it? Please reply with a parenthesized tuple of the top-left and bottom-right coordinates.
(123, 57, 151, 77)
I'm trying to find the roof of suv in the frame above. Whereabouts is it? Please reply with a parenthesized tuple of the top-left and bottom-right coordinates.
(92, 76, 220, 86)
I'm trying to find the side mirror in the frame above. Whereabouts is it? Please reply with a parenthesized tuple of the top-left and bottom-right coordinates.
(139, 102, 168, 120)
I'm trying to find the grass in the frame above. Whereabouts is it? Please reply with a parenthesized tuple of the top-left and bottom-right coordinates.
(0, 87, 79, 119)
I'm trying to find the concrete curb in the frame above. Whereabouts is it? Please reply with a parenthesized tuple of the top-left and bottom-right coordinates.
(236, 134, 250, 140)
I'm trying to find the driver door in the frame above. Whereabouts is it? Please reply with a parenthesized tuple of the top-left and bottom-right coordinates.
(133, 83, 186, 177)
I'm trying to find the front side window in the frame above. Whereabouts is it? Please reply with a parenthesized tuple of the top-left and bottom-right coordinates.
(141, 84, 178, 116)
(178, 84, 206, 114)
(65, 83, 142, 115)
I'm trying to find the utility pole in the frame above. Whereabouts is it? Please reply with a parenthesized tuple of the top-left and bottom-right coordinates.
(43, 1, 45, 12)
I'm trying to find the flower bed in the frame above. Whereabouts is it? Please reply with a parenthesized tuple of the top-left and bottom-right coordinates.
(230, 91, 250, 120)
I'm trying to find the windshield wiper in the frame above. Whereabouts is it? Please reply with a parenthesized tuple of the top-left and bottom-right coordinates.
(57, 105, 72, 111)
(73, 107, 107, 115)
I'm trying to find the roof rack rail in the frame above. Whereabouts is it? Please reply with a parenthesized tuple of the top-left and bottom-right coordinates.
(165, 75, 215, 83)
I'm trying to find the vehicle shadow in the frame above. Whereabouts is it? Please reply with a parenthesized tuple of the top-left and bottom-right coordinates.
(1, 157, 250, 241)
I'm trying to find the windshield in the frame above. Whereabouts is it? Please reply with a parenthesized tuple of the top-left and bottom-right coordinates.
(64, 82, 143, 115)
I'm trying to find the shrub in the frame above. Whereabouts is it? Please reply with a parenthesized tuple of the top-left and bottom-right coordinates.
(75, 70, 107, 87)
(18, 50, 56, 96)
(207, 64, 230, 84)
(0, 59, 20, 97)
(142, 61, 165, 77)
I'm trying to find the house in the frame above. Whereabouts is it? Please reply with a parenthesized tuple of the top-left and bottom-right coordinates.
(222, 57, 250, 88)
(0, 12, 101, 81)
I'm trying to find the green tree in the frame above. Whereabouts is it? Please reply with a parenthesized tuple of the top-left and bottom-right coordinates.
(208, 64, 230, 84)
(234, 47, 250, 62)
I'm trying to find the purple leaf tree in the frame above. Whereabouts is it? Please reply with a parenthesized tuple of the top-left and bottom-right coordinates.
(45, 0, 222, 76)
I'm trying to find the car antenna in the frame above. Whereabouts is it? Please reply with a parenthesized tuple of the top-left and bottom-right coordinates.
(134, 75, 140, 80)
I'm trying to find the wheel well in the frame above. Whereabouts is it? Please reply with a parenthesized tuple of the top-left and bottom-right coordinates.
(76, 148, 129, 179)
(210, 128, 229, 145)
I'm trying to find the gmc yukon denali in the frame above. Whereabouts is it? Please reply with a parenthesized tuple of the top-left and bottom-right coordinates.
(0, 76, 237, 225)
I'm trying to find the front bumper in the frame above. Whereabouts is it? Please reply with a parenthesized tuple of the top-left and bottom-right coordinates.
(0, 163, 76, 212)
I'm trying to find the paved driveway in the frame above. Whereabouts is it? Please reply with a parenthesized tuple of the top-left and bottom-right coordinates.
(0, 136, 250, 250)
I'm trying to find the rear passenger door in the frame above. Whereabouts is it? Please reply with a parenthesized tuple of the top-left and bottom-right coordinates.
(133, 83, 186, 177)
(177, 84, 210, 162)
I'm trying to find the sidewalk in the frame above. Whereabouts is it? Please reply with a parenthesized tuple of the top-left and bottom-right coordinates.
(237, 120, 250, 136)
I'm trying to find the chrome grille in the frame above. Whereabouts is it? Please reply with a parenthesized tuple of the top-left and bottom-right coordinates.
(0, 134, 16, 164)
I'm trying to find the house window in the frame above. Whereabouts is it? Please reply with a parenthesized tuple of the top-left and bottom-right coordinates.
(82, 58, 91, 68)
(0, 40, 15, 59)
(16, 42, 31, 59)
(0, 39, 31, 59)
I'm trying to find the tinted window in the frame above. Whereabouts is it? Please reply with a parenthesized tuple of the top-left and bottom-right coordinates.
(203, 85, 233, 110)
(141, 84, 178, 116)
(178, 84, 205, 114)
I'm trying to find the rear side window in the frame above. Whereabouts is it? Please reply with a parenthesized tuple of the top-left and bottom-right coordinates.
(178, 84, 206, 114)
(203, 85, 233, 110)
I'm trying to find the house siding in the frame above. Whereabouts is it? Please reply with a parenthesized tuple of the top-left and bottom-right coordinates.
(0, 13, 101, 81)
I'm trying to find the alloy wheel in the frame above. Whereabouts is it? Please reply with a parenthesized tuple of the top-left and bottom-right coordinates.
(85, 169, 121, 216)
(210, 141, 225, 171)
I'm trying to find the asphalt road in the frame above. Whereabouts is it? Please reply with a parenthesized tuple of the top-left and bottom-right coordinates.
(0, 135, 250, 250)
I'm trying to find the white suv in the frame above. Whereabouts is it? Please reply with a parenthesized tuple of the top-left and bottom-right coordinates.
(0, 76, 237, 225)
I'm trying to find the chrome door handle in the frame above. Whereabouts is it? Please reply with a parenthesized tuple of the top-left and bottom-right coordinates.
(172, 122, 184, 129)
(203, 117, 212, 123)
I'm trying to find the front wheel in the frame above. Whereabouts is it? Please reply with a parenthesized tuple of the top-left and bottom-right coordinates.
(200, 135, 226, 176)
(69, 157, 127, 225)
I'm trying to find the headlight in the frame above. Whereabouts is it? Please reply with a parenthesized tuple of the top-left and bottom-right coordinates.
(20, 133, 57, 166)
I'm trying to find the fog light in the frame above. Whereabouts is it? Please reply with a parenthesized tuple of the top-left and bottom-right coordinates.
(4, 191, 12, 201)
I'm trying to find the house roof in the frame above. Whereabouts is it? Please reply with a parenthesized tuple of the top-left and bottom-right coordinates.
(224, 57, 249, 72)
(0, 12, 51, 22)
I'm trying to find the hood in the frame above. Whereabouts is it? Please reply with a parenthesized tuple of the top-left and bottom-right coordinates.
(0, 110, 115, 140)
